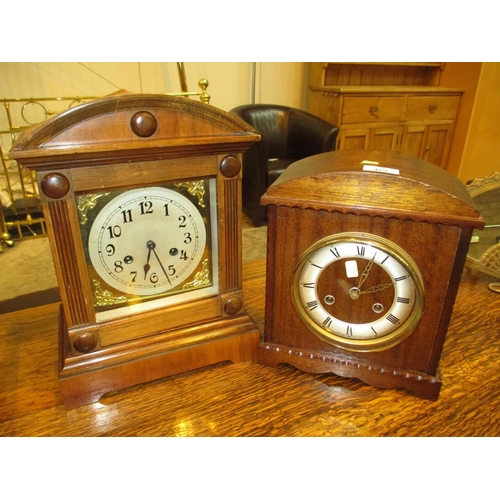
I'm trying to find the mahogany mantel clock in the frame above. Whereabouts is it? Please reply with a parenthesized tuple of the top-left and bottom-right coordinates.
(11, 93, 260, 408)
(257, 149, 484, 400)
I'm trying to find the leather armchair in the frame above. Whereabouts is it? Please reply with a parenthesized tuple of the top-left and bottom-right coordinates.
(230, 104, 339, 227)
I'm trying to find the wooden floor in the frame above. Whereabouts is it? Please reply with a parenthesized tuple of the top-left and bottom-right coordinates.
(1, 258, 500, 437)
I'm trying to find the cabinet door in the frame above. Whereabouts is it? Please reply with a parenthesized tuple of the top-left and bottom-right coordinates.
(339, 126, 400, 151)
(400, 123, 453, 168)
(421, 124, 454, 168)
(369, 126, 400, 151)
(400, 125, 427, 158)
(338, 128, 370, 150)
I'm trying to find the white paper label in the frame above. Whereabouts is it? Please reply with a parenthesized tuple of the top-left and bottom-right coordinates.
(345, 260, 359, 278)
(363, 165, 400, 175)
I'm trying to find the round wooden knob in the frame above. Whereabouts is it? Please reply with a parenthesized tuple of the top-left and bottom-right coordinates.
(40, 173, 71, 199)
(73, 332, 98, 354)
(220, 155, 241, 178)
(130, 111, 158, 137)
(224, 296, 243, 315)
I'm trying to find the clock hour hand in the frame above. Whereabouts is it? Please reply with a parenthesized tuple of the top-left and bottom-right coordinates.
(143, 241, 154, 279)
(359, 282, 394, 294)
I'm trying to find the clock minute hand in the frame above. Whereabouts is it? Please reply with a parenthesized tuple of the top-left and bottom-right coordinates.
(357, 253, 376, 290)
(152, 246, 172, 285)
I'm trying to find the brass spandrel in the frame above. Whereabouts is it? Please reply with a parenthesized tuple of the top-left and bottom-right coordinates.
(92, 278, 128, 307)
(77, 192, 109, 225)
(175, 180, 206, 208)
(183, 259, 211, 290)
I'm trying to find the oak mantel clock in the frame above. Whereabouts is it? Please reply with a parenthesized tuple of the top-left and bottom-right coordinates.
(257, 149, 484, 400)
(11, 93, 260, 408)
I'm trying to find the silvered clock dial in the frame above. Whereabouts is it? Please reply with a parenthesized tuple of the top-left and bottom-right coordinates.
(292, 232, 424, 352)
(89, 186, 206, 295)
(78, 179, 217, 319)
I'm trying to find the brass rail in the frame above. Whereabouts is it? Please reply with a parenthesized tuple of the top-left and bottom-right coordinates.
(0, 75, 210, 252)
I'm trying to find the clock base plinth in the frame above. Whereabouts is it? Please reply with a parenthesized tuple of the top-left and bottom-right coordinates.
(257, 342, 442, 401)
(58, 307, 260, 409)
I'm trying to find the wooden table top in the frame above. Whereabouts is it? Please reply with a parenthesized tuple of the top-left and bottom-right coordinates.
(1, 258, 499, 437)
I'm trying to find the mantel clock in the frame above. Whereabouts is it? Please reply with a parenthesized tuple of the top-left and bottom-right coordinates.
(11, 93, 260, 408)
(257, 149, 483, 400)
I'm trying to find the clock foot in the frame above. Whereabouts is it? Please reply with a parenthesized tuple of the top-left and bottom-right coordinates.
(257, 342, 442, 401)
(58, 310, 260, 409)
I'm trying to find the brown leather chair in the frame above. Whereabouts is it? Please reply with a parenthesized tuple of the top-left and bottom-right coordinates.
(230, 104, 339, 227)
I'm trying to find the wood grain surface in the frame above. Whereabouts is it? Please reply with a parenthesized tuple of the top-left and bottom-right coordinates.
(1, 259, 499, 437)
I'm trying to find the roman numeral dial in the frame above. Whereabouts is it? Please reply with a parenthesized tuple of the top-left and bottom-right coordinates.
(292, 232, 424, 352)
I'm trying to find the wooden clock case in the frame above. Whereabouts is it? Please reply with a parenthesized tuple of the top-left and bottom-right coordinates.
(10, 93, 261, 408)
(257, 149, 484, 400)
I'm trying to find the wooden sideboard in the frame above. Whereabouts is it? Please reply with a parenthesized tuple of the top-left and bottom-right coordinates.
(308, 63, 463, 169)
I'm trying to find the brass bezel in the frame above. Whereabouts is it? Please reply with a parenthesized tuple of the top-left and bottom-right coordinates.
(291, 232, 424, 352)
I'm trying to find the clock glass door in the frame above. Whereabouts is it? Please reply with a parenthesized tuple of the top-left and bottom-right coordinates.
(77, 177, 218, 321)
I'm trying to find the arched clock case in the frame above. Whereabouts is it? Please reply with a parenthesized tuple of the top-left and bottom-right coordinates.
(257, 149, 484, 400)
(11, 93, 261, 408)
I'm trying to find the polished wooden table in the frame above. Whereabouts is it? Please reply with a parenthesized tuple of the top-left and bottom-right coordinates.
(1, 259, 499, 436)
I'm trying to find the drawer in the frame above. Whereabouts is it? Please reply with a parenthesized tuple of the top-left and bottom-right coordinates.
(342, 97, 406, 124)
(405, 95, 460, 121)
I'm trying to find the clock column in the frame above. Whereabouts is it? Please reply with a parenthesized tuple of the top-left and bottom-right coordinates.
(39, 170, 97, 352)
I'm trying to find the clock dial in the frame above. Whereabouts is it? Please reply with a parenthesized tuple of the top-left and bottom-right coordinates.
(88, 186, 206, 296)
(292, 232, 424, 352)
(77, 180, 217, 318)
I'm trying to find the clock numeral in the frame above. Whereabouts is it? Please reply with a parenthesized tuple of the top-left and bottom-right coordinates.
(168, 265, 176, 276)
(323, 316, 333, 328)
(357, 245, 366, 256)
(330, 247, 340, 259)
(130, 271, 137, 283)
(310, 262, 322, 269)
(107, 225, 122, 239)
(184, 232, 192, 244)
(149, 272, 159, 284)
(381, 255, 389, 265)
(139, 201, 154, 215)
(105, 244, 115, 256)
(302, 282, 315, 289)
(164, 203, 170, 217)
(346, 325, 353, 337)
(121, 209, 133, 223)
(180, 250, 189, 261)
(114, 261, 124, 273)
(395, 275, 408, 282)
(371, 326, 378, 336)
(397, 297, 410, 304)
(387, 314, 400, 324)
(306, 300, 319, 311)
(178, 215, 187, 228)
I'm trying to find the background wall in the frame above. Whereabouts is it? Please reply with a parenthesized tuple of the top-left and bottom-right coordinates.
(454, 63, 500, 183)
(2, 61, 499, 185)
(439, 62, 482, 180)
(0, 62, 307, 112)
